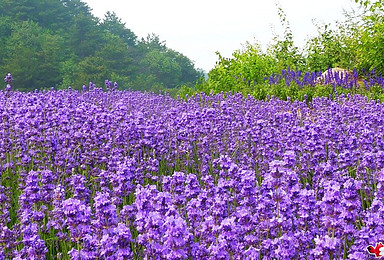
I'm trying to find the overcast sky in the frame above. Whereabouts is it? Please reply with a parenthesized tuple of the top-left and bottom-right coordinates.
(82, 0, 359, 72)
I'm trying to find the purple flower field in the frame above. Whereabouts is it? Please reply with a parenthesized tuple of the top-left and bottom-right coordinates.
(1, 86, 384, 259)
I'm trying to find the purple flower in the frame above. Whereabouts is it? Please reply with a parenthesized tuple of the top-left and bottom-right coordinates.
(109, 158, 137, 204)
(63, 198, 92, 243)
(113, 223, 133, 258)
(17, 223, 48, 259)
(92, 192, 118, 233)
(4, 73, 12, 91)
(3, 73, 12, 83)
(244, 246, 260, 259)
(113, 82, 118, 91)
(68, 174, 90, 202)
(312, 235, 340, 258)
(162, 215, 192, 259)
(3, 81, 384, 258)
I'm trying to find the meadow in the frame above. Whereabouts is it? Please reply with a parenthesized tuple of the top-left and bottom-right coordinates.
(1, 72, 384, 259)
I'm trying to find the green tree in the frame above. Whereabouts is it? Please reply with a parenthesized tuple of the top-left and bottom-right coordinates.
(139, 33, 167, 52)
(207, 43, 276, 93)
(0, 0, 202, 91)
(92, 33, 136, 88)
(134, 34, 201, 89)
(73, 55, 107, 87)
(0, 16, 13, 65)
(304, 22, 356, 71)
(0, 0, 36, 22)
(101, 11, 137, 46)
(1, 20, 65, 90)
(138, 49, 182, 88)
(267, 5, 305, 72)
(0, 0, 75, 32)
(354, 0, 383, 12)
(58, 56, 80, 89)
(305, 0, 384, 72)
(353, 1, 384, 71)
(67, 13, 102, 58)
(167, 49, 202, 85)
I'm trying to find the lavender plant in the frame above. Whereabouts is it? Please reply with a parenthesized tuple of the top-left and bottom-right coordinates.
(4, 73, 12, 91)
(1, 75, 384, 259)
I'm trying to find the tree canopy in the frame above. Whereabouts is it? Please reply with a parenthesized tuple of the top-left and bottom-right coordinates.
(0, 0, 203, 91)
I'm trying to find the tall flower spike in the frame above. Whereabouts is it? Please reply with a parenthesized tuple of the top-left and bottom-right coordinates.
(4, 72, 12, 91)
(105, 79, 112, 91)
(4, 72, 12, 84)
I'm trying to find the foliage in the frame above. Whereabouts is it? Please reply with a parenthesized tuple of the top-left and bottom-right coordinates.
(354, 0, 383, 12)
(302, 0, 384, 73)
(266, 4, 306, 72)
(304, 0, 384, 73)
(304, 22, 355, 72)
(354, 7, 384, 70)
(190, 0, 384, 98)
(0, 0, 202, 91)
(100, 11, 137, 47)
(196, 3, 308, 96)
(207, 44, 276, 93)
(1, 20, 65, 91)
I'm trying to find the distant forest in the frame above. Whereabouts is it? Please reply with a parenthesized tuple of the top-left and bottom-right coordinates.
(0, 0, 204, 91)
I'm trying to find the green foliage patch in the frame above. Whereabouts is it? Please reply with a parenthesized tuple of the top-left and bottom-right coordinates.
(175, 0, 384, 102)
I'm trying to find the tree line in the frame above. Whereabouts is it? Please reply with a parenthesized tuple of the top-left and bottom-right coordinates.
(187, 0, 384, 95)
(0, 0, 204, 91)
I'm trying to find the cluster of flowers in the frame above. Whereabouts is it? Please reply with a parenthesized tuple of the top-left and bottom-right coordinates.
(265, 67, 384, 89)
(1, 85, 384, 259)
(266, 68, 322, 87)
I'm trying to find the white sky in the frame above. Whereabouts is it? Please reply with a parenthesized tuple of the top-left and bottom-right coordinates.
(82, 0, 359, 72)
